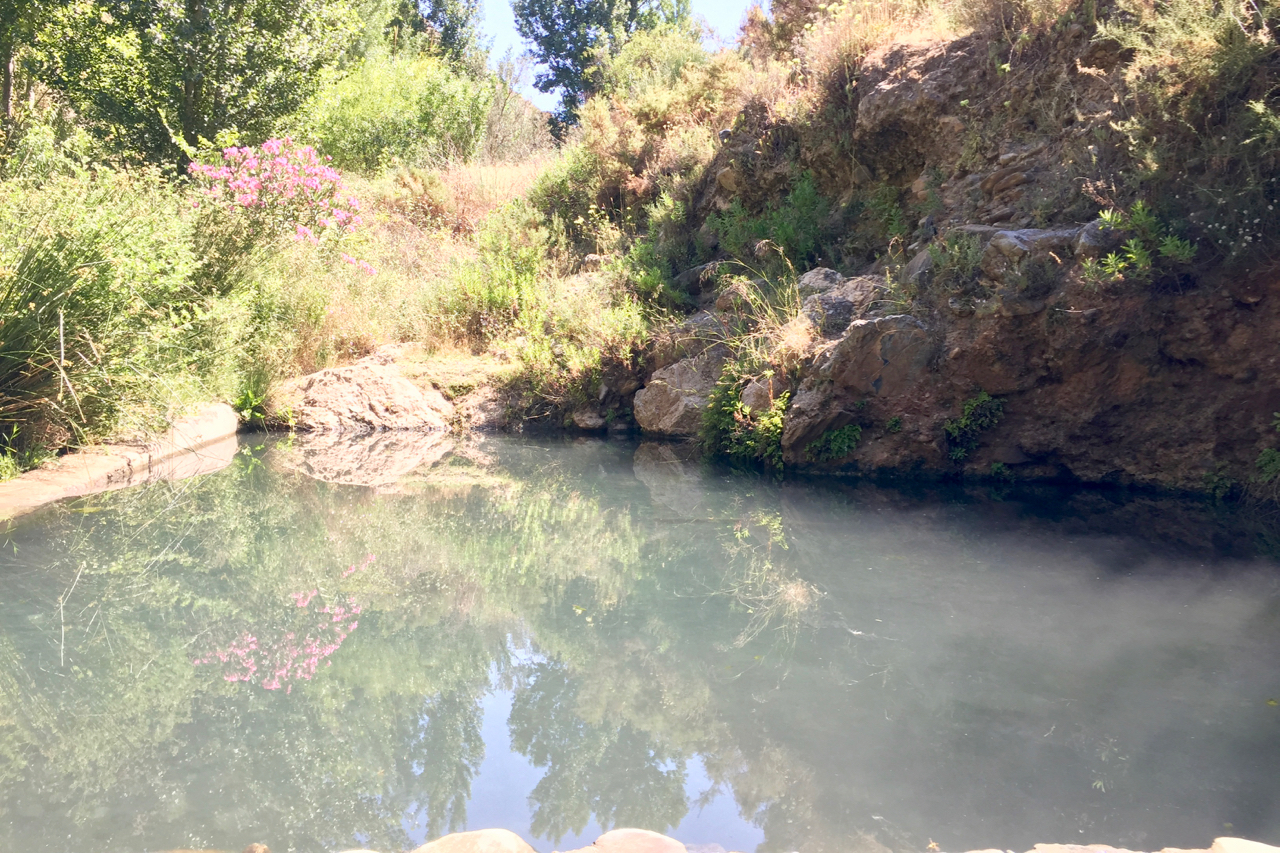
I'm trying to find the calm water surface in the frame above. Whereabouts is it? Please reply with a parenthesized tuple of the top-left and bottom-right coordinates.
(0, 434, 1277, 853)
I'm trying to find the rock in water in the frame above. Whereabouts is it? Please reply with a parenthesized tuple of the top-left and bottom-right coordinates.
(633, 349, 726, 436)
(273, 353, 454, 433)
(410, 828, 537, 853)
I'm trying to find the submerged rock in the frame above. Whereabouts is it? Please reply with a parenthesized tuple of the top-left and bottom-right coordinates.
(561, 828, 687, 853)
(410, 829, 536, 853)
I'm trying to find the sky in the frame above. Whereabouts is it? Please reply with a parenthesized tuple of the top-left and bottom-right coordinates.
(480, 0, 763, 111)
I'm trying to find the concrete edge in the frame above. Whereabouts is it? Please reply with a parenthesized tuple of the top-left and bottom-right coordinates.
(0, 403, 241, 523)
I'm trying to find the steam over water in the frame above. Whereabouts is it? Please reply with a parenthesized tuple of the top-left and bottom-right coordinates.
(0, 435, 1276, 853)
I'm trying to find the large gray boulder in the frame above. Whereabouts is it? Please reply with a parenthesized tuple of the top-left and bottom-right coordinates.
(801, 275, 885, 336)
(825, 314, 936, 397)
(633, 349, 726, 436)
(273, 354, 453, 432)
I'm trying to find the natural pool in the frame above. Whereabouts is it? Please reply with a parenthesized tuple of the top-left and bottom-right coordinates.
(0, 434, 1277, 853)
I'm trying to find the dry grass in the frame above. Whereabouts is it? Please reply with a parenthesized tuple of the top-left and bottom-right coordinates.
(378, 157, 556, 236)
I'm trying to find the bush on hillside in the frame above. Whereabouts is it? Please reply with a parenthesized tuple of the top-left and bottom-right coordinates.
(0, 170, 219, 449)
(294, 52, 493, 174)
(1102, 0, 1280, 267)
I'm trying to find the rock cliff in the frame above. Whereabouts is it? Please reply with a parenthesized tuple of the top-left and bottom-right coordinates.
(623, 25, 1280, 495)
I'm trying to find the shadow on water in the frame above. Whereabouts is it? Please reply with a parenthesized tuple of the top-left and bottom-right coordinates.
(0, 433, 1276, 853)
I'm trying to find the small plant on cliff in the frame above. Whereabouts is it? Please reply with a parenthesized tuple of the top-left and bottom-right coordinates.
(1251, 413, 1280, 501)
(806, 423, 863, 463)
(702, 369, 791, 473)
(944, 391, 1004, 462)
(926, 232, 984, 295)
(1081, 202, 1196, 288)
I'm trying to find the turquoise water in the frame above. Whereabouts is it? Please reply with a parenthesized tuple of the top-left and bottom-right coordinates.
(0, 434, 1277, 853)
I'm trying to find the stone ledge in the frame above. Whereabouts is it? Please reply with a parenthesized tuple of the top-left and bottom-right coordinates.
(0, 403, 240, 521)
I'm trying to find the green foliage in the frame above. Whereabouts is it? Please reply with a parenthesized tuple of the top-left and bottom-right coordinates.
(926, 232, 983, 294)
(944, 391, 1004, 462)
(805, 423, 862, 463)
(1082, 202, 1197, 287)
(865, 183, 909, 244)
(597, 22, 709, 103)
(706, 172, 832, 274)
(35, 0, 361, 166)
(1256, 449, 1280, 486)
(0, 168, 217, 445)
(294, 52, 493, 174)
(512, 0, 691, 128)
(1252, 414, 1280, 496)
(382, 0, 485, 67)
(1101, 0, 1280, 265)
(702, 369, 791, 473)
(885, 415, 903, 433)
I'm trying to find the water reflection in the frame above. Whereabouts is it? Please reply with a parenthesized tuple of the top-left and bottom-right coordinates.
(0, 435, 1276, 853)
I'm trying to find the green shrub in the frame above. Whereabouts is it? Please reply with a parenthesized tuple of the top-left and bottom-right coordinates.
(805, 423, 862, 463)
(944, 391, 1004, 462)
(1101, 0, 1280, 265)
(706, 172, 832, 274)
(702, 368, 791, 473)
(927, 232, 984, 294)
(295, 52, 492, 174)
(0, 169, 215, 448)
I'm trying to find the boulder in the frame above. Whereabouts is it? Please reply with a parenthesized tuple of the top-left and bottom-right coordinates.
(739, 376, 779, 414)
(902, 247, 935, 288)
(801, 276, 884, 335)
(797, 267, 845, 297)
(824, 315, 937, 397)
(1074, 219, 1123, 260)
(633, 349, 726, 436)
(410, 829, 536, 853)
(572, 409, 607, 430)
(980, 227, 1081, 283)
(274, 355, 453, 433)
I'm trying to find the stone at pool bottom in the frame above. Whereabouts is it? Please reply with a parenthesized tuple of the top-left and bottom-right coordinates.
(409, 828, 538, 853)
(559, 828, 689, 853)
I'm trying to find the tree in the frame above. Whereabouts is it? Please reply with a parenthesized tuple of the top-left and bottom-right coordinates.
(34, 0, 362, 166)
(385, 0, 485, 67)
(511, 0, 688, 130)
(0, 0, 54, 125)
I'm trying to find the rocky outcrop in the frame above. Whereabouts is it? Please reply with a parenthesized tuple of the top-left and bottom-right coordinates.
(800, 273, 886, 336)
(633, 347, 726, 436)
(273, 353, 454, 433)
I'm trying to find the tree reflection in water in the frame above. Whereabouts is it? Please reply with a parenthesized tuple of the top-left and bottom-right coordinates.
(0, 434, 1275, 853)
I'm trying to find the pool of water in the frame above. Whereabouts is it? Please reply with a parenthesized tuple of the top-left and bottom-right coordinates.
(0, 434, 1277, 853)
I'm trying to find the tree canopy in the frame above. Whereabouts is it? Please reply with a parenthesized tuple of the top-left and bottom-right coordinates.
(34, 0, 362, 165)
(511, 0, 689, 130)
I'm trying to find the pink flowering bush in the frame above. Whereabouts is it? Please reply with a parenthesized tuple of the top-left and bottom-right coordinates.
(188, 137, 375, 291)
